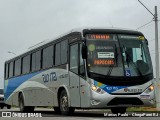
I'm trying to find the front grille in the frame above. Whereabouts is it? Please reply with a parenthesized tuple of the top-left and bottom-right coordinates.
(107, 97, 144, 106)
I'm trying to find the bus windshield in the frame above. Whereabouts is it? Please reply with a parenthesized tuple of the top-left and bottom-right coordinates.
(86, 34, 153, 77)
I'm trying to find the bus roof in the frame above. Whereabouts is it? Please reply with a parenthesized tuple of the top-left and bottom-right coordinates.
(5, 27, 143, 63)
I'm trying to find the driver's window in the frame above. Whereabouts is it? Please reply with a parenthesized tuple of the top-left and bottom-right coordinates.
(70, 44, 78, 74)
(80, 44, 85, 77)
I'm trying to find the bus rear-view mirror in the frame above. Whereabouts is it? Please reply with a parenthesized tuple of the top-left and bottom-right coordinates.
(82, 44, 87, 59)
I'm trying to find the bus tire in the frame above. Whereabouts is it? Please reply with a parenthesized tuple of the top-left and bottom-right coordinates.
(0, 106, 4, 109)
(59, 90, 75, 115)
(53, 107, 61, 114)
(7, 105, 11, 109)
(19, 94, 29, 112)
(27, 106, 35, 112)
(111, 107, 127, 114)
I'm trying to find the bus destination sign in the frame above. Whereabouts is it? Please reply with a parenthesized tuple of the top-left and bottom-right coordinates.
(87, 34, 110, 40)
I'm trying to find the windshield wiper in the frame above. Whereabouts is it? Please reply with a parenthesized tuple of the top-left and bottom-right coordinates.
(106, 65, 114, 76)
(106, 46, 118, 76)
(122, 45, 142, 76)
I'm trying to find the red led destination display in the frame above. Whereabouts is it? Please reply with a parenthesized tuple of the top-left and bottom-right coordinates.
(94, 59, 115, 65)
(86, 34, 110, 40)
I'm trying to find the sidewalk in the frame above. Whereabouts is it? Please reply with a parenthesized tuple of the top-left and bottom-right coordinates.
(128, 107, 160, 112)
(143, 107, 160, 111)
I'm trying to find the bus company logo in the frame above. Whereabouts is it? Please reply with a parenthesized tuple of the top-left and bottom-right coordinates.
(124, 88, 143, 93)
(42, 72, 57, 83)
(106, 87, 118, 91)
(2, 112, 11, 117)
(1, 112, 42, 117)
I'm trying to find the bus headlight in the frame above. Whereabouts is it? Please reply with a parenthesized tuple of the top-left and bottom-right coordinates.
(145, 85, 154, 93)
(91, 85, 105, 94)
(92, 85, 97, 91)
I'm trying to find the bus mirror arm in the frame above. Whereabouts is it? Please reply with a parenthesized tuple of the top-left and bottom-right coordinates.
(82, 44, 87, 59)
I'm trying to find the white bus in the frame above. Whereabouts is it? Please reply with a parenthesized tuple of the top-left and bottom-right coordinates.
(4, 28, 154, 115)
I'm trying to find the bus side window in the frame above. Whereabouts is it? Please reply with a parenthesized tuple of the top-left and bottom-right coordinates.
(42, 45, 53, 69)
(61, 40, 68, 64)
(14, 58, 21, 76)
(22, 55, 30, 74)
(70, 44, 78, 74)
(55, 43, 61, 66)
(31, 53, 36, 72)
(9, 62, 14, 78)
(5, 63, 9, 79)
(35, 50, 41, 71)
(31, 50, 41, 72)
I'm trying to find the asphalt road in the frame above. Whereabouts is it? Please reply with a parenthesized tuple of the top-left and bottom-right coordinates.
(0, 107, 159, 120)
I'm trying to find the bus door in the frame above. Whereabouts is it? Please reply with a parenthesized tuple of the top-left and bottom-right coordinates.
(79, 44, 90, 108)
(69, 43, 81, 107)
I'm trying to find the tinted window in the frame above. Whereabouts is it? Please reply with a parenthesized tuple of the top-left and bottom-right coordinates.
(32, 50, 41, 72)
(14, 59, 21, 76)
(55, 43, 61, 65)
(43, 46, 53, 68)
(31, 52, 36, 72)
(9, 62, 14, 78)
(35, 51, 41, 70)
(5, 63, 9, 79)
(80, 44, 85, 77)
(22, 55, 30, 74)
(61, 40, 68, 64)
(70, 44, 78, 74)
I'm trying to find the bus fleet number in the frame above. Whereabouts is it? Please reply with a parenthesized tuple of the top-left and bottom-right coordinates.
(42, 72, 57, 83)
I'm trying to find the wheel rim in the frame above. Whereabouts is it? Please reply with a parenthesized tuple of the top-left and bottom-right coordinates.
(60, 95, 68, 111)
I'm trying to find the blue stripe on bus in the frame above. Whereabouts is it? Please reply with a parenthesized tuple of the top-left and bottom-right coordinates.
(94, 81, 128, 93)
(5, 71, 41, 101)
(102, 85, 128, 93)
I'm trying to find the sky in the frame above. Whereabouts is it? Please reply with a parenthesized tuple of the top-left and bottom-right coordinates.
(0, 0, 160, 88)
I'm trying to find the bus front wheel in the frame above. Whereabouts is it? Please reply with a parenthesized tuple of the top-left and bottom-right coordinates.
(59, 90, 75, 115)
(111, 107, 127, 114)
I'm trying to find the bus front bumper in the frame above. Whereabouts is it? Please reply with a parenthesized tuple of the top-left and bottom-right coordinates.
(89, 90, 155, 108)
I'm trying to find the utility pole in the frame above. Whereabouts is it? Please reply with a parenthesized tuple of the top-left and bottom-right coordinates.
(154, 6, 160, 109)
(138, 0, 159, 109)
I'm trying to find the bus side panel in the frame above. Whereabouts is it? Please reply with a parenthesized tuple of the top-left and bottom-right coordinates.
(11, 92, 19, 106)
(5, 68, 69, 107)
(79, 77, 91, 108)
(24, 88, 54, 106)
